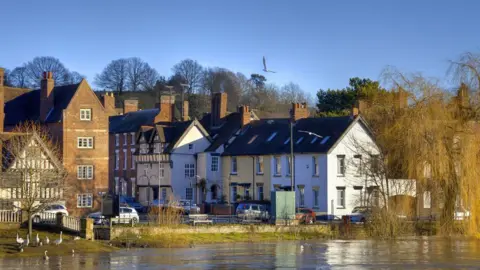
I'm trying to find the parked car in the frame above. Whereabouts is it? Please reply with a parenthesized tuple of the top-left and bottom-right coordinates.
(32, 204, 69, 223)
(296, 208, 316, 224)
(349, 206, 373, 223)
(113, 207, 140, 224)
(120, 196, 145, 213)
(179, 200, 200, 214)
(236, 203, 269, 221)
(88, 211, 107, 225)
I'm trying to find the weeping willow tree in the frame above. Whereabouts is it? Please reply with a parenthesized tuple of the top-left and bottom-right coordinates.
(358, 54, 480, 236)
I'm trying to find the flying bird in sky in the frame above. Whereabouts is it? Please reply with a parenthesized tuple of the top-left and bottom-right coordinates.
(262, 56, 276, 73)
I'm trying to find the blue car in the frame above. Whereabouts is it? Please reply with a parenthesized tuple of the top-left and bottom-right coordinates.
(120, 196, 145, 213)
(349, 206, 373, 223)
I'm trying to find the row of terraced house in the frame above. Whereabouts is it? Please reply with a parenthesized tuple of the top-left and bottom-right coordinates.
(0, 67, 421, 218)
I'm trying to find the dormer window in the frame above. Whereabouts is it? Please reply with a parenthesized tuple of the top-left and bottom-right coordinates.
(284, 137, 290, 145)
(248, 135, 258, 144)
(320, 136, 331, 144)
(266, 132, 277, 142)
(310, 137, 318, 144)
(80, 109, 91, 121)
(295, 137, 304, 144)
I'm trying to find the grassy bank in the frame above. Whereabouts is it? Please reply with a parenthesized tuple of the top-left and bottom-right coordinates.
(0, 228, 117, 258)
(111, 224, 336, 248)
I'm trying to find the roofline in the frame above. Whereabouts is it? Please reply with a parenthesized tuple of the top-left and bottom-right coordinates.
(65, 79, 107, 117)
(326, 115, 375, 155)
(169, 119, 212, 151)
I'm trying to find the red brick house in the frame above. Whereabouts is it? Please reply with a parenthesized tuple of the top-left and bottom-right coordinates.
(2, 69, 114, 216)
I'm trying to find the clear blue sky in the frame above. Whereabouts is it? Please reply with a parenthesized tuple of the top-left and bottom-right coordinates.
(1, 1, 479, 94)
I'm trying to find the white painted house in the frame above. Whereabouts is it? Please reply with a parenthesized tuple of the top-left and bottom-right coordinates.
(221, 102, 385, 217)
(0, 132, 65, 210)
(134, 120, 211, 205)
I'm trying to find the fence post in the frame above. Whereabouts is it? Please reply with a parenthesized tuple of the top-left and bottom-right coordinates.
(80, 218, 94, 240)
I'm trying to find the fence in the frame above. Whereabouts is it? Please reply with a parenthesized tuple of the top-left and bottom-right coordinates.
(0, 211, 21, 223)
(62, 216, 81, 232)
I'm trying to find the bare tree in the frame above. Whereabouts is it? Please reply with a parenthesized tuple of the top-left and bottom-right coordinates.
(127, 57, 146, 92)
(172, 59, 204, 94)
(8, 66, 31, 88)
(0, 122, 68, 236)
(141, 63, 160, 91)
(279, 82, 310, 104)
(95, 59, 129, 94)
(24, 56, 73, 87)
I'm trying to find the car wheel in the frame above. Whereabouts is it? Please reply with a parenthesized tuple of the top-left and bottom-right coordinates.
(132, 218, 138, 224)
(33, 216, 41, 223)
(360, 217, 366, 223)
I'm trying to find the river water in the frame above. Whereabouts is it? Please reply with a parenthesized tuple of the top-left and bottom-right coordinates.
(1, 238, 480, 269)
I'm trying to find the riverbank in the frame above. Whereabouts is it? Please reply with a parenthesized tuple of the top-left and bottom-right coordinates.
(110, 224, 337, 248)
(0, 228, 117, 258)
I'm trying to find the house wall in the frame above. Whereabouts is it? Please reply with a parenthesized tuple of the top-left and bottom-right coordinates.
(221, 155, 272, 202)
(198, 150, 223, 202)
(111, 132, 137, 198)
(61, 81, 109, 216)
(326, 121, 377, 217)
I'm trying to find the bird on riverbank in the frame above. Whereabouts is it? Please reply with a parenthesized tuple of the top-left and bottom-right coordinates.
(16, 233, 24, 246)
(25, 234, 30, 247)
(54, 231, 63, 246)
(35, 234, 40, 246)
(43, 250, 49, 261)
(45, 236, 50, 245)
(39, 242, 43, 246)
(73, 236, 80, 240)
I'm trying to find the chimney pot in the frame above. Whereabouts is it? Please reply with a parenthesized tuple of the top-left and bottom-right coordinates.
(154, 95, 175, 122)
(291, 102, 309, 121)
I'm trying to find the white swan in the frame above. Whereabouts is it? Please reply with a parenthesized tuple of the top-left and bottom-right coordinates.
(54, 231, 62, 246)
(16, 233, 24, 245)
(25, 234, 30, 247)
(43, 250, 49, 261)
(35, 233, 40, 246)
(45, 236, 50, 245)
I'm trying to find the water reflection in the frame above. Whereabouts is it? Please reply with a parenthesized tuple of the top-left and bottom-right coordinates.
(2, 238, 480, 269)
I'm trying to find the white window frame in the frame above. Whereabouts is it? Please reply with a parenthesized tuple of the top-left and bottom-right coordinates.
(337, 155, 346, 176)
(80, 109, 92, 121)
(231, 157, 237, 174)
(184, 164, 195, 178)
(114, 177, 119, 194)
(115, 134, 119, 147)
(231, 186, 237, 202)
(77, 193, 93, 208)
(299, 187, 305, 207)
(77, 137, 94, 149)
(77, 165, 94, 180)
(256, 156, 264, 174)
(274, 156, 281, 176)
(337, 188, 346, 208)
(258, 185, 264, 201)
(115, 150, 119, 170)
(160, 163, 165, 178)
(186, 188, 193, 200)
(312, 156, 319, 176)
(211, 156, 219, 172)
(188, 144, 194, 151)
(123, 133, 127, 146)
(423, 191, 431, 209)
(131, 132, 135, 145)
(123, 149, 127, 170)
(131, 148, 135, 169)
(313, 189, 319, 208)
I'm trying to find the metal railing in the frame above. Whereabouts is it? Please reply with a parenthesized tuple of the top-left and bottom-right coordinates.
(0, 211, 21, 223)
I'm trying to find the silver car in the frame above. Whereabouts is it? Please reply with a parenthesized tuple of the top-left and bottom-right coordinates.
(236, 203, 269, 221)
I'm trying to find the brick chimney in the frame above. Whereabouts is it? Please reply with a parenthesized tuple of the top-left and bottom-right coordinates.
(155, 95, 175, 123)
(102, 92, 116, 116)
(182, 100, 189, 121)
(40, 71, 55, 122)
(238, 105, 251, 127)
(291, 102, 309, 121)
(123, 99, 138, 114)
(0, 68, 4, 132)
(211, 92, 227, 127)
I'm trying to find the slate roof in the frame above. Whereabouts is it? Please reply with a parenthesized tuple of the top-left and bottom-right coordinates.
(109, 109, 159, 133)
(200, 112, 243, 152)
(4, 83, 80, 125)
(222, 116, 361, 156)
